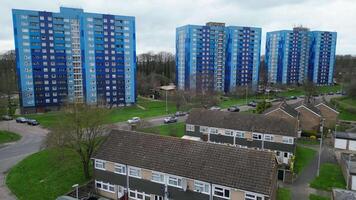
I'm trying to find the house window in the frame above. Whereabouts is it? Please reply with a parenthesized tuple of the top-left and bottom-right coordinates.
(128, 167, 141, 178)
(194, 180, 210, 194)
(186, 124, 195, 132)
(245, 192, 263, 200)
(94, 159, 106, 170)
(252, 133, 262, 140)
(200, 126, 209, 133)
(264, 134, 274, 142)
(129, 189, 150, 200)
(168, 176, 182, 188)
(151, 171, 165, 184)
(282, 137, 294, 144)
(114, 163, 126, 175)
(236, 132, 245, 138)
(154, 196, 163, 200)
(95, 180, 115, 193)
(213, 185, 230, 198)
(224, 129, 234, 136)
(210, 128, 218, 134)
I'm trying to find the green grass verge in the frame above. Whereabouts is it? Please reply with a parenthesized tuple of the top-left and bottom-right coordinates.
(6, 148, 90, 200)
(297, 138, 320, 146)
(309, 163, 346, 191)
(309, 194, 331, 200)
(23, 97, 177, 128)
(138, 122, 185, 138)
(0, 130, 21, 144)
(339, 109, 356, 121)
(277, 188, 291, 200)
(294, 145, 317, 174)
(331, 97, 356, 121)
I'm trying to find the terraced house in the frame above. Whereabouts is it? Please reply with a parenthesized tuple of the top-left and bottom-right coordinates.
(93, 130, 278, 200)
(184, 109, 299, 181)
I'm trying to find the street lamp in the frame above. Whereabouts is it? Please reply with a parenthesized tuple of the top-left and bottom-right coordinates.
(72, 184, 79, 199)
(317, 118, 325, 177)
(159, 84, 176, 114)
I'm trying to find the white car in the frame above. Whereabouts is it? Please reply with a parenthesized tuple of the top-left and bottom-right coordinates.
(127, 117, 141, 124)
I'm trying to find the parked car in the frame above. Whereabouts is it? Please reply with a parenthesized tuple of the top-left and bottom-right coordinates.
(227, 106, 240, 112)
(2, 115, 13, 121)
(289, 96, 297, 100)
(164, 116, 178, 124)
(27, 119, 40, 126)
(174, 111, 187, 117)
(336, 91, 342, 95)
(16, 117, 28, 123)
(209, 106, 221, 111)
(328, 92, 334, 95)
(127, 117, 140, 124)
(247, 101, 257, 107)
(299, 95, 305, 99)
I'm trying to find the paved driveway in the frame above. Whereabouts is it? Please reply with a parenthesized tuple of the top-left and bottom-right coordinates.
(0, 120, 48, 200)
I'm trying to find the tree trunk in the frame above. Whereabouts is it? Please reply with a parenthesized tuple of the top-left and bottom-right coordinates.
(82, 159, 91, 179)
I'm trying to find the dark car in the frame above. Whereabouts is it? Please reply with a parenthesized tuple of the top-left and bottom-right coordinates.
(227, 106, 240, 112)
(16, 117, 28, 123)
(164, 116, 178, 124)
(27, 119, 40, 126)
(328, 92, 334, 95)
(248, 101, 257, 107)
(2, 115, 13, 121)
(289, 96, 297, 100)
(174, 111, 187, 117)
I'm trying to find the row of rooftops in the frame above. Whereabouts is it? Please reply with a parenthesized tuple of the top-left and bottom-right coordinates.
(93, 130, 278, 196)
(186, 108, 299, 137)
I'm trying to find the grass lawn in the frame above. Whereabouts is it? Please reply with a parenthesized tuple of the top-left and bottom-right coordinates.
(6, 148, 89, 200)
(138, 122, 185, 137)
(0, 130, 21, 144)
(309, 194, 331, 200)
(297, 138, 320, 146)
(277, 188, 291, 200)
(309, 163, 346, 191)
(317, 85, 342, 94)
(332, 97, 356, 121)
(294, 145, 317, 174)
(24, 97, 177, 128)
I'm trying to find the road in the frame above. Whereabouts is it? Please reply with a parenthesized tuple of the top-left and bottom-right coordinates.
(0, 120, 48, 200)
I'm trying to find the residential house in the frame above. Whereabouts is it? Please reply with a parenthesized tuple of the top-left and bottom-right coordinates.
(263, 101, 299, 124)
(314, 99, 339, 128)
(92, 130, 278, 200)
(291, 100, 322, 131)
(184, 108, 298, 182)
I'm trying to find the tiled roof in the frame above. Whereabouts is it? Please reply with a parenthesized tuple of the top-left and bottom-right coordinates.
(291, 100, 321, 116)
(187, 108, 298, 137)
(264, 101, 299, 118)
(93, 130, 278, 196)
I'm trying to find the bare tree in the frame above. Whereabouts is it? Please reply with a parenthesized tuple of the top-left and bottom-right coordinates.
(303, 80, 317, 103)
(45, 103, 108, 178)
(0, 51, 17, 116)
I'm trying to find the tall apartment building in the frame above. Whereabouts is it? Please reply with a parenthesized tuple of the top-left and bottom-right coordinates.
(176, 22, 261, 93)
(265, 27, 337, 85)
(12, 7, 136, 113)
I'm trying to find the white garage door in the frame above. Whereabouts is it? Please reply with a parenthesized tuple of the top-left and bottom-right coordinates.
(350, 141, 356, 151)
(335, 139, 347, 149)
(352, 176, 356, 190)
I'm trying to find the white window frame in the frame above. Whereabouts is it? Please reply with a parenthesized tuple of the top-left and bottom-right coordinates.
(264, 134, 274, 142)
(252, 133, 262, 140)
(210, 128, 218, 134)
(213, 185, 230, 199)
(114, 163, 126, 175)
(151, 171, 165, 184)
(199, 126, 209, 133)
(128, 166, 141, 178)
(282, 136, 294, 144)
(194, 180, 210, 194)
(224, 129, 234, 136)
(95, 180, 115, 193)
(128, 189, 150, 200)
(245, 192, 264, 200)
(186, 124, 195, 132)
(167, 175, 182, 188)
(235, 131, 245, 138)
(95, 159, 106, 170)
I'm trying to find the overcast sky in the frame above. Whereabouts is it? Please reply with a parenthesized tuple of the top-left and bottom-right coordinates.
(1, 0, 355, 55)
